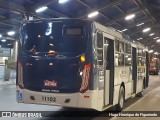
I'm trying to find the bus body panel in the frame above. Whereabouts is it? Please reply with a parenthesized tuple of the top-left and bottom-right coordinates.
(17, 19, 149, 111)
(17, 87, 79, 108)
(95, 21, 148, 109)
(17, 86, 102, 111)
(22, 56, 82, 93)
(114, 67, 132, 100)
(112, 85, 120, 106)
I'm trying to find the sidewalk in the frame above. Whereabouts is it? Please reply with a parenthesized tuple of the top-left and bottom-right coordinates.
(111, 86, 160, 120)
(0, 65, 16, 85)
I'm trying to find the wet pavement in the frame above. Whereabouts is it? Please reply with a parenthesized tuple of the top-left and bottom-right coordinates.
(0, 69, 160, 119)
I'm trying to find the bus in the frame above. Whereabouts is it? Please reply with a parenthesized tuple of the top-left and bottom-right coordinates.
(149, 57, 159, 75)
(16, 18, 149, 111)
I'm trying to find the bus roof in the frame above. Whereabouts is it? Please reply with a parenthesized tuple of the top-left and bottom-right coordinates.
(94, 21, 148, 50)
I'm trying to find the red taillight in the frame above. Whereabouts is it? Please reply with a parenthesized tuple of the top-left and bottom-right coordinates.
(80, 63, 91, 93)
(84, 96, 90, 98)
(18, 61, 24, 87)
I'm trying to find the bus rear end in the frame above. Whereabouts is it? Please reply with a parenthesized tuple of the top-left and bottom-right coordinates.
(149, 57, 159, 75)
(16, 19, 100, 110)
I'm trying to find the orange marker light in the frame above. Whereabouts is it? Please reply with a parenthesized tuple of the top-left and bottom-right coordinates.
(80, 55, 85, 62)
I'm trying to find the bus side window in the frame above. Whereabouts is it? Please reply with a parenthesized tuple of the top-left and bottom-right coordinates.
(115, 40, 119, 52)
(142, 58, 146, 66)
(125, 43, 131, 66)
(115, 40, 124, 66)
(115, 53, 119, 66)
(137, 48, 143, 66)
(115, 40, 119, 66)
(125, 43, 131, 54)
(138, 48, 142, 56)
(96, 32, 103, 65)
(115, 53, 124, 66)
(97, 32, 103, 48)
(125, 54, 131, 66)
(142, 49, 146, 57)
(137, 57, 142, 66)
(119, 41, 124, 53)
(119, 53, 124, 66)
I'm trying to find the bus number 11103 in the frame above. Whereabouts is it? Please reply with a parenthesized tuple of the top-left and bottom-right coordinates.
(42, 96, 56, 102)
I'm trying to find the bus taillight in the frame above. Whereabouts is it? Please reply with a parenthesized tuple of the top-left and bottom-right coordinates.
(80, 63, 91, 93)
(18, 61, 24, 88)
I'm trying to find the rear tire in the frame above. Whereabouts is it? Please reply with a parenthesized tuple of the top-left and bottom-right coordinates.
(116, 86, 125, 111)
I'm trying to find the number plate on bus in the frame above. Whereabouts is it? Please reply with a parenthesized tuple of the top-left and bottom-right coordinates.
(42, 96, 56, 102)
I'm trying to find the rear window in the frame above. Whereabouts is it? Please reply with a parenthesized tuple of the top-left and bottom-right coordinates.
(63, 27, 83, 36)
(22, 21, 87, 56)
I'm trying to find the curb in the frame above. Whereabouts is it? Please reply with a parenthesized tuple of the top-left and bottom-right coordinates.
(0, 81, 16, 85)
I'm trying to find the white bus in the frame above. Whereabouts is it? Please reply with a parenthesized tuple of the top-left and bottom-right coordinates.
(16, 19, 149, 111)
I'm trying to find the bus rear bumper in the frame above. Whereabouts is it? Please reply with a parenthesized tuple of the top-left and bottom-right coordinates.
(149, 69, 159, 74)
(16, 86, 99, 110)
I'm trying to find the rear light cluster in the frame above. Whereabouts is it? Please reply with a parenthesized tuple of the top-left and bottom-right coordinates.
(18, 61, 24, 88)
(80, 63, 91, 93)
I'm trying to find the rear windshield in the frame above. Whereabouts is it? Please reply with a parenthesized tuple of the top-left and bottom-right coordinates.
(22, 21, 87, 56)
(63, 27, 83, 36)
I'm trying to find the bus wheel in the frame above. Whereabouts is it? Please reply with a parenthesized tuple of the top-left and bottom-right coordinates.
(116, 86, 125, 111)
